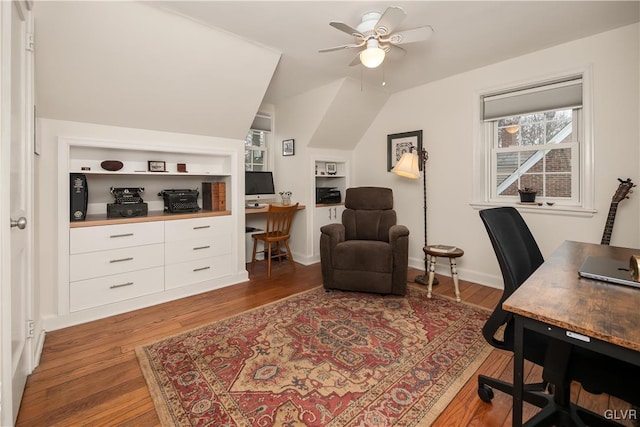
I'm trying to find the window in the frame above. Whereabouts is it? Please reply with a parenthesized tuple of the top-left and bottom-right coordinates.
(492, 108, 579, 202)
(245, 130, 268, 171)
(474, 74, 594, 212)
(245, 113, 271, 171)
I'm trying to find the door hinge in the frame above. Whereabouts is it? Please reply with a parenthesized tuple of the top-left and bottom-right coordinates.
(26, 33, 34, 52)
(26, 320, 35, 338)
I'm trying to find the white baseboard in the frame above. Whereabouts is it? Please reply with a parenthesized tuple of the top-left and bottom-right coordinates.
(33, 330, 46, 368)
(408, 256, 503, 289)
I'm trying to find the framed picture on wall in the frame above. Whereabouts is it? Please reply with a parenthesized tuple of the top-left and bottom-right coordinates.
(282, 139, 295, 156)
(387, 130, 423, 172)
(326, 163, 337, 175)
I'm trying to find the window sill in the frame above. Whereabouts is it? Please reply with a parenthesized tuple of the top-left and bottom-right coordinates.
(469, 201, 597, 217)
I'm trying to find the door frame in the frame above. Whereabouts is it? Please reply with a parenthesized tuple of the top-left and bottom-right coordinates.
(1, 0, 35, 423)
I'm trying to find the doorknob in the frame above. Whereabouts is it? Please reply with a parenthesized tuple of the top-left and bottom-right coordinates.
(10, 217, 27, 229)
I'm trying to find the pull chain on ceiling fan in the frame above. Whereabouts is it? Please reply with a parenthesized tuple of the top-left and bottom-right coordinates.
(319, 6, 434, 69)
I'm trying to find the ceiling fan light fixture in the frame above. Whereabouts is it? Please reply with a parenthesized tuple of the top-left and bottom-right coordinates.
(360, 39, 385, 68)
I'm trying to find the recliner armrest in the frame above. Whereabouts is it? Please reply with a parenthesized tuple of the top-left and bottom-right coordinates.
(320, 223, 345, 244)
(389, 224, 409, 244)
(389, 224, 409, 295)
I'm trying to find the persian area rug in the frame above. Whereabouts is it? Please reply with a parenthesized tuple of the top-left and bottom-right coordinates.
(136, 286, 492, 426)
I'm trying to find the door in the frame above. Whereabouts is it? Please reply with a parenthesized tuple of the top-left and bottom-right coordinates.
(1, 1, 34, 423)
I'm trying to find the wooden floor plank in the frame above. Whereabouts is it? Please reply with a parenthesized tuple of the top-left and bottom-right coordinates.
(16, 264, 631, 426)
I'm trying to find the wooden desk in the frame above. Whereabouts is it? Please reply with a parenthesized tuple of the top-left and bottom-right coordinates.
(245, 203, 305, 215)
(503, 240, 640, 426)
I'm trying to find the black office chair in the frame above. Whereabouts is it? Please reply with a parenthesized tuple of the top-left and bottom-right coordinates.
(478, 207, 640, 426)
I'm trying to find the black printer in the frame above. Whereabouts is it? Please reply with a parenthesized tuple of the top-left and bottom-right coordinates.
(316, 187, 341, 204)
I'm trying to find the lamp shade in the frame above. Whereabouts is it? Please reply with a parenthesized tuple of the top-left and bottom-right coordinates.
(360, 39, 385, 68)
(391, 151, 420, 179)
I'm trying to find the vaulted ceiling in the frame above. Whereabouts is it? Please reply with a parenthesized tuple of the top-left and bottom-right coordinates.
(156, 1, 640, 104)
(34, 1, 639, 141)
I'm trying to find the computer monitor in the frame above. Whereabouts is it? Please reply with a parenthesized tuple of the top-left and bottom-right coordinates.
(245, 171, 276, 205)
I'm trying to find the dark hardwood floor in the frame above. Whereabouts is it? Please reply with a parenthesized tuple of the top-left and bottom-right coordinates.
(17, 262, 631, 426)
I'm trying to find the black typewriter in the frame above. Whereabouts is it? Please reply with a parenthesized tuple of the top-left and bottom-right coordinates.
(108, 187, 148, 218)
(111, 187, 144, 204)
(159, 189, 200, 213)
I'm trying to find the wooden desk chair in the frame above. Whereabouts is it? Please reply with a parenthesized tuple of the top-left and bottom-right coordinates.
(251, 203, 299, 276)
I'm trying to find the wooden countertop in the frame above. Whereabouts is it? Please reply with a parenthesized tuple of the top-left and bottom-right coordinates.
(70, 210, 231, 228)
(503, 240, 640, 352)
(245, 204, 306, 215)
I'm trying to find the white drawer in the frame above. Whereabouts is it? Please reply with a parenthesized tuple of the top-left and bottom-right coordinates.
(70, 243, 164, 282)
(165, 237, 230, 265)
(70, 267, 164, 312)
(165, 254, 233, 290)
(164, 216, 232, 242)
(70, 222, 164, 254)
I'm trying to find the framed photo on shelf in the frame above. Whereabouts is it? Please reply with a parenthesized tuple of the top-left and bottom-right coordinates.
(326, 163, 337, 175)
(282, 139, 295, 156)
(148, 160, 167, 172)
(387, 130, 423, 172)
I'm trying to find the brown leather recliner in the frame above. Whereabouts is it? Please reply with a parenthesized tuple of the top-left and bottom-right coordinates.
(320, 187, 409, 296)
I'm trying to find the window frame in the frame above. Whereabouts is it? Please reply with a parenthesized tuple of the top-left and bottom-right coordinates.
(471, 68, 595, 216)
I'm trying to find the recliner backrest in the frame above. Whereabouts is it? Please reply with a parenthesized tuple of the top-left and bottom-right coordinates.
(342, 187, 396, 242)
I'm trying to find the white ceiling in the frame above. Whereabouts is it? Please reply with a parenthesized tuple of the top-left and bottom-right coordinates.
(155, 1, 640, 105)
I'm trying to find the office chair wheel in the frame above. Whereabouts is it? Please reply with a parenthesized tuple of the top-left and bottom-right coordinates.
(478, 384, 495, 403)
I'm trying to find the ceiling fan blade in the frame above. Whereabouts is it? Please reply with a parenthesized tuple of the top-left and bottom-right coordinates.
(319, 41, 365, 53)
(384, 26, 434, 45)
(374, 6, 407, 36)
(386, 44, 407, 60)
(329, 21, 364, 38)
(380, 43, 406, 54)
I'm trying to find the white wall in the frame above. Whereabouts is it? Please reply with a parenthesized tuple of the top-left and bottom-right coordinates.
(36, 119, 246, 324)
(271, 80, 343, 262)
(353, 23, 640, 288)
(272, 78, 390, 262)
(34, 1, 280, 140)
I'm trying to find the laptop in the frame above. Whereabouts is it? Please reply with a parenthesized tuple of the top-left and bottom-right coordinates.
(578, 256, 640, 289)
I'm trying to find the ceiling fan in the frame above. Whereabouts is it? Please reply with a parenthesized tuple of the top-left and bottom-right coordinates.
(319, 6, 434, 69)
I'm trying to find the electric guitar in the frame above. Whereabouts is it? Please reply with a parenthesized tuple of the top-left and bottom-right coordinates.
(601, 178, 635, 245)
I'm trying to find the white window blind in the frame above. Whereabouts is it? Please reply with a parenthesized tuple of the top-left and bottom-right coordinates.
(482, 77, 582, 121)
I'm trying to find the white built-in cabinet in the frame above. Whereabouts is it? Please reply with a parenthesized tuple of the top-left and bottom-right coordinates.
(69, 222, 165, 312)
(164, 216, 233, 290)
(312, 157, 349, 260)
(55, 137, 245, 329)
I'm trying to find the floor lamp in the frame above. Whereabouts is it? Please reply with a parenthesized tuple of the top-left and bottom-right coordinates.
(391, 146, 438, 286)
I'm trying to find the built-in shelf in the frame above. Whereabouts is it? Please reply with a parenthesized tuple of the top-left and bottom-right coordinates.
(55, 136, 244, 331)
(72, 171, 230, 176)
(312, 156, 350, 261)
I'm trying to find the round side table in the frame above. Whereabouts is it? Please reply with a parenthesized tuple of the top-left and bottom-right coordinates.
(423, 245, 464, 302)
